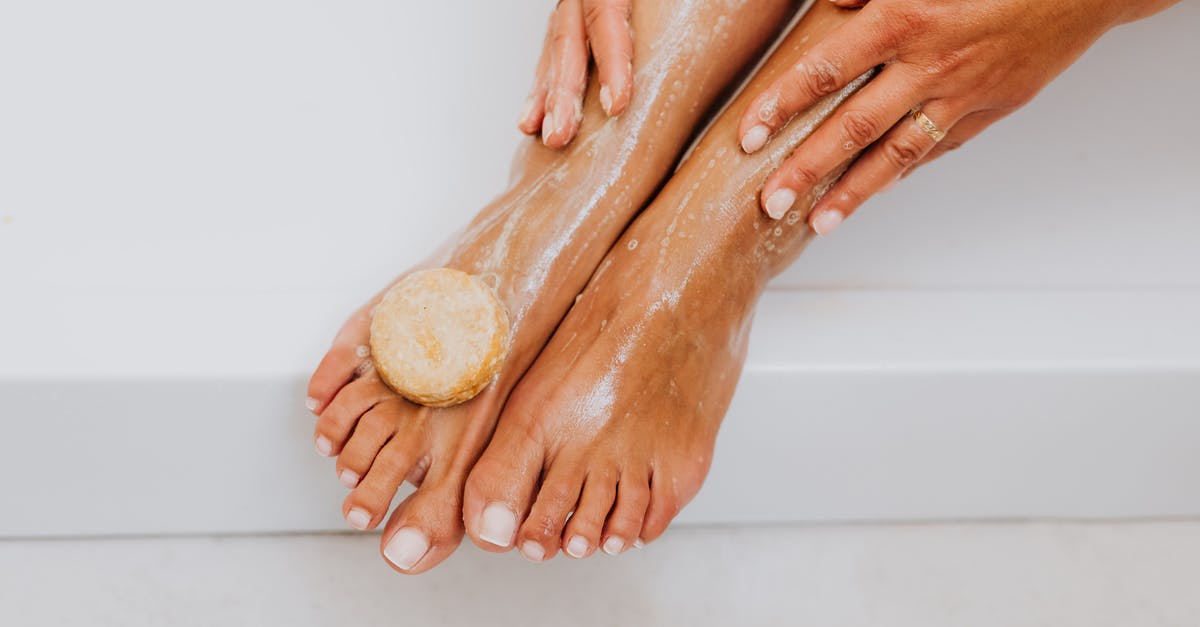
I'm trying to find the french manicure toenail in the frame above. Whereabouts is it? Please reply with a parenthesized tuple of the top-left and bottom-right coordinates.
(315, 436, 333, 457)
(346, 508, 371, 531)
(742, 125, 769, 153)
(812, 209, 845, 236)
(520, 97, 538, 126)
(305, 397, 318, 412)
(541, 112, 556, 144)
(632, 538, 645, 549)
(479, 503, 518, 548)
(384, 527, 430, 571)
(599, 85, 613, 116)
(765, 188, 797, 220)
(520, 541, 546, 563)
(565, 536, 589, 559)
(339, 469, 359, 488)
(602, 536, 625, 556)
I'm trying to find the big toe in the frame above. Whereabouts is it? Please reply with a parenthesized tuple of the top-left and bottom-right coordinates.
(462, 419, 549, 553)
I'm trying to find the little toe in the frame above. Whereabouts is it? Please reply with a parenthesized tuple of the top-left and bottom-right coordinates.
(515, 457, 587, 562)
(314, 374, 392, 457)
(562, 468, 618, 557)
(602, 472, 651, 551)
(335, 400, 402, 488)
(378, 484, 465, 575)
(307, 325, 372, 413)
(343, 433, 425, 531)
(462, 422, 548, 552)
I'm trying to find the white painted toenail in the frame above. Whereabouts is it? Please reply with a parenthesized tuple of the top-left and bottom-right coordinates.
(478, 503, 518, 548)
(305, 397, 318, 412)
(520, 541, 546, 563)
(811, 209, 845, 236)
(741, 124, 769, 153)
(339, 469, 360, 488)
(632, 538, 645, 549)
(565, 535, 589, 559)
(346, 508, 371, 531)
(384, 527, 430, 571)
(599, 85, 613, 116)
(602, 536, 626, 556)
(315, 436, 333, 457)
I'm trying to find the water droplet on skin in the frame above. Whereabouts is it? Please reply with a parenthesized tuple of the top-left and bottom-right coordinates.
(355, 345, 370, 358)
(773, 227, 782, 237)
(627, 239, 639, 250)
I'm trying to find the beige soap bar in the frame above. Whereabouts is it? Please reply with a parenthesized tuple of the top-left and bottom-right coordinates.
(369, 268, 510, 407)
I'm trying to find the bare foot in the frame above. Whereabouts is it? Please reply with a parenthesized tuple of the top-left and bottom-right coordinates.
(462, 1, 871, 561)
(306, 0, 797, 574)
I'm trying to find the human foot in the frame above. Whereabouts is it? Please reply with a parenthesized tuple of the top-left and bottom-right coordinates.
(306, 0, 798, 574)
(462, 1, 872, 561)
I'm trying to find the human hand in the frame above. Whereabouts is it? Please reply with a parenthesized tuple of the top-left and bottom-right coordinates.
(739, 0, 1179, 234)
(518, 0, 633, 149)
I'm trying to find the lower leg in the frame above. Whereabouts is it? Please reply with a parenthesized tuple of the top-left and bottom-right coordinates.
(464, 1, 871, 560)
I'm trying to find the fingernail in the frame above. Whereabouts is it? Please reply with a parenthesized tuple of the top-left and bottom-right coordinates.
(741, 124, 770, 153)
(339, 468, 360, 488)
(633, 538, 645, 549)
(602, 536, 626, 556)
(812, 209, 845, 236)
(541, 111, 556, 145)
(520, 541, 546, 563)
(599, 85, 613, 116)
(315, 436, 332, 457)
(565, 535, 589, 559)
(479, 503, 518, 547)
(346, 507, 371, 531)
(765, 188, 797, 220)
(383, 527, 430, 571)
(305, 397, 318, 412)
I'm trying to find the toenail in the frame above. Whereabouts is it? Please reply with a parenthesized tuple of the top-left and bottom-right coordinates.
(384, 527, 430, 571)
(305, 397, 318, 412)
(742, 124, 770, 153)
(520, 541, 546, 563)
(478, 503, 518, 548)
(601, 536, 626, 556)
(811, 209, 845, 236)
(346, 508, 371, 531)
(765, 188, 797, 220)
(315, 436, 333, 457)
(565, 535, 590, 559)
(339, 469, 360, 488)
(632, 538, 645, 549)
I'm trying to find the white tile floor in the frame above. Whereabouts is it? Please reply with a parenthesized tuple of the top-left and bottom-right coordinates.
(4, 520, 1198, 626)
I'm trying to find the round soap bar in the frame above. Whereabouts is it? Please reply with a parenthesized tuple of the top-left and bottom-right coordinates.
(369, 268, 510, 407)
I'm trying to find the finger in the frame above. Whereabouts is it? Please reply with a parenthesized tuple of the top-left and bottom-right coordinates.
(808, 99, 970, 236)
(517, 13, 557, 135)
(542, 0, 589, 149)
(583, 0, 633, 116)
(739, 2, 894, 153)
(905, 110, 1002, 175)
(759, 64, 925, 219)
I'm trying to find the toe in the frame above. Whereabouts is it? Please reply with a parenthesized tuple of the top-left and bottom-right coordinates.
(307, 316, 372, 413)
(343, 431, 425, 531)
(602, 471, 651, 551)
(639, 470, 682, 544)
(462, 420, 547, 552)
(378, 482, 465, 575)
(314, 374, 392, 457)
(335, 399, 401, 488)
(515, 456, 587, 562)
(560, 467, 617, 559)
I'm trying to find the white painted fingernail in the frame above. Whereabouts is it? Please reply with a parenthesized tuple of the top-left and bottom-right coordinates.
(346, 508, 371, 531)
(741, 125, 769, 153)
(565, 535, 590, 559)
(305, 397, 318, 412)
(633, 538, 645, 549)
(812, 209, 845, 236)
(541, 111, 556, 144)
(315, 436, 332, 457)
(479, 503, 518, 548)
(339, 468, 359, 488)
(384, 527, 430, 571)
(602, 536, 626, 556)
(599, 85, 613, 116)
(520, 541, 546, 563)
(765, 188, 797, 220)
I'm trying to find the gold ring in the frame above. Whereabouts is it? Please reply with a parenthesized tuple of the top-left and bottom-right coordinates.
(911, 108, 946, 143)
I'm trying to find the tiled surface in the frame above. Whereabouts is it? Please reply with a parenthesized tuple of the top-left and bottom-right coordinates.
(4, 521, 1199, 626)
